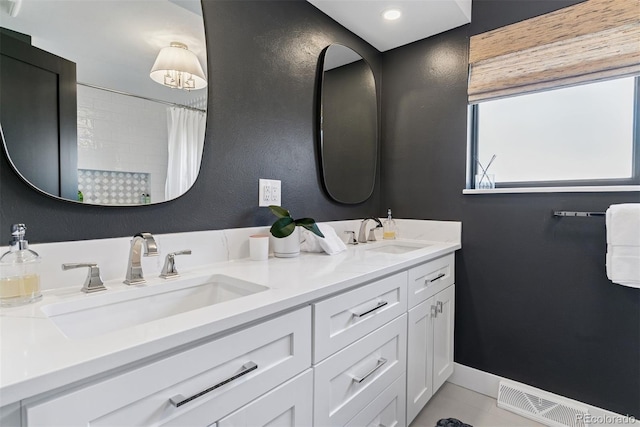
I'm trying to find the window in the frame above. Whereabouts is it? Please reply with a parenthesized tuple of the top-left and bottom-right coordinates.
(466, 0, 640, 190)
(469, 76, 639, 187)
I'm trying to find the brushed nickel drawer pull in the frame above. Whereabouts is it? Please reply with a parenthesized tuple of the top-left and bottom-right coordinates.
(352, 301, 388, 318)
(428, 273, 446, 283)
(437, 301, 443, 313)
(353, 358, 387, 383)
(169, 361, 258, 407)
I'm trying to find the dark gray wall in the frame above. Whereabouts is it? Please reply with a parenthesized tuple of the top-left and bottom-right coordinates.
(0, 0, 382, 243)
(381, 0, 640, 416)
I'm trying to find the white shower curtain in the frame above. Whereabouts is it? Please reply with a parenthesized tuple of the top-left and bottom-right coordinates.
(165, 107, 206, 200)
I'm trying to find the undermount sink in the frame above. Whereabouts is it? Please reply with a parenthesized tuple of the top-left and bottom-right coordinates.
(41, 274, 268, 339)
(365, 241, 431, 254)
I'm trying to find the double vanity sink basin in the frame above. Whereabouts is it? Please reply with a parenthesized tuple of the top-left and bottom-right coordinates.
(41, 275, 268, 339)
(364, 240, 431, 255)
(39, 241, 430, 340)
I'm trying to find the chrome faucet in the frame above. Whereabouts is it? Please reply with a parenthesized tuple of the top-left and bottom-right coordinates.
(124, 233, 158, 285)
(358, 217, 383, 243)
(160, 250, 192, 279)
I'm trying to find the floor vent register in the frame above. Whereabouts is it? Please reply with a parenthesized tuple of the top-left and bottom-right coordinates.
(497, 380, 590, 427)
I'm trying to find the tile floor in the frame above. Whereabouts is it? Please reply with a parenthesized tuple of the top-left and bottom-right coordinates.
(410, 382, 547, 427)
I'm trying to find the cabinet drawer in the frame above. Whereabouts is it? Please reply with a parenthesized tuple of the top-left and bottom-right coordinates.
(407, 253, 454, 308)
(345, 373, 406, 427)
(218, 369, 313, 427)
(24, 307, 311, 427)
(313, 271, 407, 362)
(313, 314, 407, 427)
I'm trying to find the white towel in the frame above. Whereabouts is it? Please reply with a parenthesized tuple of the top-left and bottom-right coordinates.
(606, 246, 640, 287)
(606, 204, 640, 288)
(300, 224, 347, 255)
(606, 204, 640, 246)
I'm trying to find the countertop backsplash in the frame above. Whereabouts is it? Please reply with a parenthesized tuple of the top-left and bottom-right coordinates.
(0, 219, 461, 292)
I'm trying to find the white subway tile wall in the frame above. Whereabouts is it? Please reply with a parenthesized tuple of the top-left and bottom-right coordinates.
(77, 85, 168, 203)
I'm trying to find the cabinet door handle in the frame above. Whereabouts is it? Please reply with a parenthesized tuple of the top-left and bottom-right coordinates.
(352, 301, 388, 318)
(352, 358, 387, 383)
(428, 273, 446, 283)
(431, 305, 438, 318)
(169, 361, 258, 407)
(437, 301, 443, 313)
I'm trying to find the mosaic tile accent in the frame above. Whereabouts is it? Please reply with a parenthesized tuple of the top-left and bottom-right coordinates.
(78, 169, 151, 205)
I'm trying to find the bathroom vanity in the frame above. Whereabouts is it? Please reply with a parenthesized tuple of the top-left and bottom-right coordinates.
(0, 219, 460, 426)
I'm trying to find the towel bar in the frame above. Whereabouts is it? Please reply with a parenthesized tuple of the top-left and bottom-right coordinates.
(553, 211, 605, 217)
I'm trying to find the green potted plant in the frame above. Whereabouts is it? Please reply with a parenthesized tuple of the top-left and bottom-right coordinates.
(269, 205, 324, 258)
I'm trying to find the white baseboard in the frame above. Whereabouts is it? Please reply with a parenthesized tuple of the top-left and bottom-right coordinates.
(448, 363, 638, 427)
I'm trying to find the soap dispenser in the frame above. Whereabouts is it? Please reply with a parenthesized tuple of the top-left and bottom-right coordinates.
(383, 209, 398, 240)
(0, 224, 42, 307)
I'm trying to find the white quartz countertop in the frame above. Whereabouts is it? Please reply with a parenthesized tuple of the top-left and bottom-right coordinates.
(0, 229, 460, 406)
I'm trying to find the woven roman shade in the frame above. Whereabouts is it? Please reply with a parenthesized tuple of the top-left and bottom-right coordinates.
(468, 0, 640, 103)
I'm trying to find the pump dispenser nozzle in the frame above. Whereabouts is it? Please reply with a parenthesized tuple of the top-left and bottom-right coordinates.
(9, 223, 29, 250)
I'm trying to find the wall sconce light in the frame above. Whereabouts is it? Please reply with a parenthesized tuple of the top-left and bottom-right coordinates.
(150, 42, 207, 91)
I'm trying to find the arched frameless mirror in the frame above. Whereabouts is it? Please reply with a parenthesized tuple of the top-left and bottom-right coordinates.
(0, 0, 207, 206)
(319, 44, 377, 204)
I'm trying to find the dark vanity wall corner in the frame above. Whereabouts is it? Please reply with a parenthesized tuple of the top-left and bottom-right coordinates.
(0, 0, 382, 243)
(381, 0, 640, 417)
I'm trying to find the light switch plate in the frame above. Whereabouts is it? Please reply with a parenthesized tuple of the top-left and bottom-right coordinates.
(259, 179, 281, 207)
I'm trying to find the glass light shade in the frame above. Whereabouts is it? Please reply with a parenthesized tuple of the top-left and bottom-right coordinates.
(150, 42, 207, 90)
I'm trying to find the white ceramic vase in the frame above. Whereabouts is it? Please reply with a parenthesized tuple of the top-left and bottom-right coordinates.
(271, 227, 300, 258)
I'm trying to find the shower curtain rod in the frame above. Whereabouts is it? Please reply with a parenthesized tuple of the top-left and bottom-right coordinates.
(77, 82, 207, 113)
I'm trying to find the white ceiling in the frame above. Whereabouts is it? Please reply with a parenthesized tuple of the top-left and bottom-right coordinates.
(0, 0, 471, 104)
(307, 0, 472, 52)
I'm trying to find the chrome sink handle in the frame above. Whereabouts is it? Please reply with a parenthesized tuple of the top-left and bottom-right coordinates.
(344, 231, 358, 245)
(160, 250, 192, 279)
(62, 263, 106, 293)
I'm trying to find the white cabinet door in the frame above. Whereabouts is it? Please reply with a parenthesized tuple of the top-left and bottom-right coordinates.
(217, 370, 313, 427)
(432, 284, 455, 393)
(406, 284, 455, 425)
(0, 402, 20, 427)
(24, 307, 311, 427)
(406, 295, 434, 424)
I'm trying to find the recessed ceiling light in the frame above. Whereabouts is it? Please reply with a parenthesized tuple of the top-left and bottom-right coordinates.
(382, 9, 402, 21)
